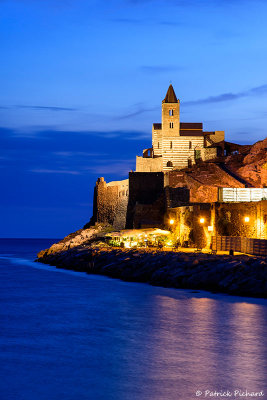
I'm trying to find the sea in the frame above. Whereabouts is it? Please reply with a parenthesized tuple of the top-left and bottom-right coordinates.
(0, 239, 267, 400)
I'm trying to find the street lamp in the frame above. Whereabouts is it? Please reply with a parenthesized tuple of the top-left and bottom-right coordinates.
(199, 217, 205, 224)
(244, 216, 250, 223)
(169, 219, 174, 225)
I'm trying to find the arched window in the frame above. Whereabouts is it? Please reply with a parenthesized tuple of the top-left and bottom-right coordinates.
(169, 109, 173, 116)
(167, 161, 173, 167)
(169, 122, 174, 128)
(170, 141, 172, 149)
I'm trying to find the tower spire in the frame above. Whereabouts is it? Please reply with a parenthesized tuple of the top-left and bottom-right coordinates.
(163, 84, 178, 103)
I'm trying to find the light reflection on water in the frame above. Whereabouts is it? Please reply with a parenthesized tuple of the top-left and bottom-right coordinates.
(0, 239, 266, 400)
(147, 295, 267, 399)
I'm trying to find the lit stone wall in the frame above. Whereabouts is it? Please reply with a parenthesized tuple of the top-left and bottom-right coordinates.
(213, 131, 225, 143)
(93, 177, 129, 230)
(166, 204, 212, 249)
(161, 101, 180, 138)
(214, 200, 267, 239)
(152, 129, 162, 157)
(162, 136, 204, 170)
(136, 156, 162, 172)
(201, 147, 218, 161)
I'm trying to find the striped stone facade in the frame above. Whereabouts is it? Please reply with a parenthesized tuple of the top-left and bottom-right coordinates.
(136, 84, 224, 173)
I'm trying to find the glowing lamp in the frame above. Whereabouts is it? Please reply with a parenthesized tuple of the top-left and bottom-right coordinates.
(199, 218, 205, 224)
(169, 219, 174, 225)
(244, 216, 250, 223)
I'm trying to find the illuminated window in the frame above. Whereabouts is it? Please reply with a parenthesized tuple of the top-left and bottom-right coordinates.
(167, 161, 173, 167)
(169, 109, 173, 116)
(170, 122, 174, 128)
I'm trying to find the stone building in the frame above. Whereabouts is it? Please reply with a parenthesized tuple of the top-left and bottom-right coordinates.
(136, 84, 225, 172)
(90, 85, 267, 238)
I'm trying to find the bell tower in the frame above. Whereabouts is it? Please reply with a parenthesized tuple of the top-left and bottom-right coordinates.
(162, 84, 180, 137)
(161, 85, 180, 170)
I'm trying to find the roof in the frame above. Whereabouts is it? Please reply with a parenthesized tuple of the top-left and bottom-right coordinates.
(180, 130, 204, 136)
(162, 84, 178, 103)
(153, 123, 162, 130)
(180, 123, 203, 130)
(203, 131, 216, 136)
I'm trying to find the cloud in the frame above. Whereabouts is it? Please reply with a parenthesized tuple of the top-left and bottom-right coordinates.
(15, 105, 77, 112)
(184, 83, 267, 106)
(30, 168, 81, 175)
(53, 151, 107, 157)
(114, 108, 155, 120)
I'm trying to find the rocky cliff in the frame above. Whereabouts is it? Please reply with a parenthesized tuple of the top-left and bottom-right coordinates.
(225, 137, 267, 187)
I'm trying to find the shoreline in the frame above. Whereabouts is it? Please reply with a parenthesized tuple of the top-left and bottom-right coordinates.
(37, 245, 267, 299)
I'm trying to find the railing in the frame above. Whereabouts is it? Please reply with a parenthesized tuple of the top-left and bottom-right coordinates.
(218, 187, 267, 202)
(211, 236, 267, 256)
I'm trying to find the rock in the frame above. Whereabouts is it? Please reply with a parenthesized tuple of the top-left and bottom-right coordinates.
(37, 238, 267, 298)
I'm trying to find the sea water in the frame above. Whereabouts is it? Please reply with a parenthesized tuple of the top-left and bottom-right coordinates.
(0, 239, 266, 400)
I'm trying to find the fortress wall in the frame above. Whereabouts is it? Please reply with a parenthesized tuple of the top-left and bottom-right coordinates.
(93, 177, 129, 230)
(126, 172, 165, 228)
(136, 156, 162, 172)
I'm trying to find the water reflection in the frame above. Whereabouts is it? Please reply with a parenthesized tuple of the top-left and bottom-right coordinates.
(0, 242, 267, 400)
(140, 294, 267, 399)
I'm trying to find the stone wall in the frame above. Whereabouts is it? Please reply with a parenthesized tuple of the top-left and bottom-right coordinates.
(166, 200, 267, 250)
(136, 156, 162, 172)
(201, 147, 218, 161)
(167, 204, 212, 248)
(126, 172, 165, 228)
(214, 200, 267, 239)
(92, 177, 129, 230)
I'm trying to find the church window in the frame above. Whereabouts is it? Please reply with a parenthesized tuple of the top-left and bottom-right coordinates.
(170, 141, 172, 149)
(170, 122, 174, 128)
(189, 141, 192, 149)
(169, 109, 173, 116)
(167, 161, 173, 167)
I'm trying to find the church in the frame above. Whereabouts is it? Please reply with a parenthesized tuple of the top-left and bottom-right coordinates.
(136, 84, 225, 172)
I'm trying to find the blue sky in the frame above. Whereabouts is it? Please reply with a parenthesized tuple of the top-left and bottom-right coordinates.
(1, 0, 267, 237)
